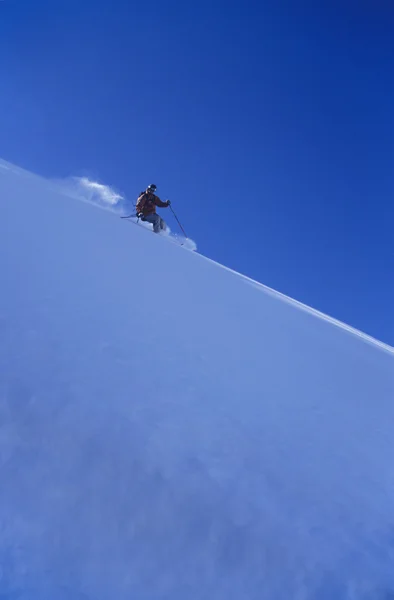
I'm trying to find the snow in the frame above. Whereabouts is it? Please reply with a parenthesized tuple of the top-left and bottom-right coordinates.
(0, 159, 393, 599)
(57, 176, 124, 208)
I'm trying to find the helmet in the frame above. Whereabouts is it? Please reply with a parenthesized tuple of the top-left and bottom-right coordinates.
(147, 184, 157, 192)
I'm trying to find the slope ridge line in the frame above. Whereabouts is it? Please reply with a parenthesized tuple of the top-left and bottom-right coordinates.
(1, 157, 391, 355)
(197, 254, 394, 355)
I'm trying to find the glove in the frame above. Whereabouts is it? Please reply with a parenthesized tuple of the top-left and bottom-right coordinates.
(166, 200, 171, 206)
(137, 212, 144, 219)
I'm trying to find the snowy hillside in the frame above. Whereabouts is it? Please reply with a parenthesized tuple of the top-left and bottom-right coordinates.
(0, 160, 393, 600)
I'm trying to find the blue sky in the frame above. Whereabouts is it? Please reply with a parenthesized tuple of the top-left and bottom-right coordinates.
(0, 0, 392, 345)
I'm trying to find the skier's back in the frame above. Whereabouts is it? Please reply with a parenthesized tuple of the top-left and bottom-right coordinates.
(136, 184, 170, 233)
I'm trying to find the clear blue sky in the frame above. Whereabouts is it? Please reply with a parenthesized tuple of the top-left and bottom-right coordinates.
(1, 0, 393, 345)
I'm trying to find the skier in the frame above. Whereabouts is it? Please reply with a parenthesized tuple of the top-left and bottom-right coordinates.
(135, 184, 171, 233)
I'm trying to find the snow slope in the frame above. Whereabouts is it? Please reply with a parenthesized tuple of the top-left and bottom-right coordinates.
(0, 160, 393, 600)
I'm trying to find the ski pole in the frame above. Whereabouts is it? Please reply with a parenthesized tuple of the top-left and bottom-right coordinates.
(121, 204, 139, 221)
(169, 204, 188, 238)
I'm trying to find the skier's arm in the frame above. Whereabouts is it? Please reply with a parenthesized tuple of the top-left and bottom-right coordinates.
(154, 195, 170, 208)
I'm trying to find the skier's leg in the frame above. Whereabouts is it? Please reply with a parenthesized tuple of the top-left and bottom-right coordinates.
(160, 218, 166, 232)
(144, 213, 161, 233)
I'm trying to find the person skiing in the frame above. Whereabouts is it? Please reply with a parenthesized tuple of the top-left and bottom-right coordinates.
(135, 184, 171, 233)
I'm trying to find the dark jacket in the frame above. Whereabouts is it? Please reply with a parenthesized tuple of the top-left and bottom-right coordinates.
(136, 192, 169, 217)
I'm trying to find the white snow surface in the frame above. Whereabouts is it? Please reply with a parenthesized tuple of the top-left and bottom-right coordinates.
(0, 160, 393, 599)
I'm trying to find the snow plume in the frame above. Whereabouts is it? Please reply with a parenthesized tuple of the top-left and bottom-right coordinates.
(76, 177, 123, 206)
(160, 227, 197, 251)
(49, 175, 125, 215)
(60, 176, 124, 211)
(178, 235, 197, 251)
